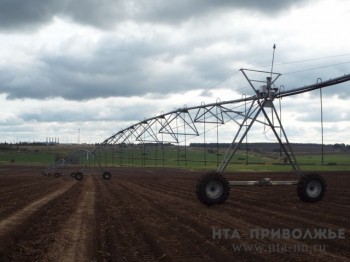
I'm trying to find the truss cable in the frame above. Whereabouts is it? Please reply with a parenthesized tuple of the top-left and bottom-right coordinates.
(210, 70, 240, 89)
(278, 53, 350, 66)
(283, 61, 350, 75)
(252, 53, 350, 70)
(203, 69, 241, 98)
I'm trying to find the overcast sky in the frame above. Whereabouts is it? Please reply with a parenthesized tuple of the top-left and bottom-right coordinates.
(1, 0, 350, 144)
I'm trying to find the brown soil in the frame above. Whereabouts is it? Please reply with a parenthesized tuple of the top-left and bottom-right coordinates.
(0, 166, 349, 261)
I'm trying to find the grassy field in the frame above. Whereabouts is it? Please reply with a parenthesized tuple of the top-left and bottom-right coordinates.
(0, 150, 55, 165)
(1, 144, 350, 172)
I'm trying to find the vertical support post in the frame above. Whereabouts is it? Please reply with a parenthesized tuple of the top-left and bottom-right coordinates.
(155, 143, 158, 167)
(112, 144, 115, 167)
(279, 85, 284, 158)
(320, 86, 324, 165)
(121, 144, 123, 167)
(184, 112, 187, 167)
(204, 111, 207, 166)
(131, 144, 134, 167)
(161, 125, 165, 167)
(216, 103, 219, 167)
(142, 143, 145, 167)
(155, 122, 158, 167)
(104, 144, 107, 168)
(242, 94, 248, 165)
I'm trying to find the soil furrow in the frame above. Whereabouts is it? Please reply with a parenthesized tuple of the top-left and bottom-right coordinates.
(0, 167, 348, 261)
(96, 178, 166, 261)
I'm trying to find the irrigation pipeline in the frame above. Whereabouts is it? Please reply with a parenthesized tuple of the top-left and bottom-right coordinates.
(277, 73, 350, 98)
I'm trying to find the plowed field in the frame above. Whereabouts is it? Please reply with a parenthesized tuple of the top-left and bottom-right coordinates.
(0, 166, 349, 261)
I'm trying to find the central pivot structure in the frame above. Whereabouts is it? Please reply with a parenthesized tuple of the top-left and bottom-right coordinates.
(196, 69, 328, 206)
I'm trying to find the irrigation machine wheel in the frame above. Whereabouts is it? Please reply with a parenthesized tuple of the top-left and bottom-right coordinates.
(75, 172, 84, 181)
(54, 173, 60, 178)
(102, 171, 112, 180)
(196, 171, 230, 206)
(297, 173, 326, 203)
(71, 172, 76, 178)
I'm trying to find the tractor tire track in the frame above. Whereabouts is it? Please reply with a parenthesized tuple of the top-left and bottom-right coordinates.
(0, 182, 75, 237)
(43, 175, 97, 262)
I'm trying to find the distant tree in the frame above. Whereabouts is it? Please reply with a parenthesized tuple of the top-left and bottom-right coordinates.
(333, 143, 349, 152)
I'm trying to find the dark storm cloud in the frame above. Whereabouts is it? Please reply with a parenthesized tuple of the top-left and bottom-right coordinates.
(0, 0, 310, 31)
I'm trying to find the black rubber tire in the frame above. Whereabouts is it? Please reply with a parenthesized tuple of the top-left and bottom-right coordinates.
(54, 173, 60, 178)
(196, 171, 230, 206)
(71, 172, 76, 178)
(102, 171, 112, 180)
(75, 172, 84, 181)
(297, 173, 326, 203)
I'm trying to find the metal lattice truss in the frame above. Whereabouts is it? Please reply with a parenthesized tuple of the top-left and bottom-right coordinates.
(94, 69, 350, 173)
(100, 98, 256, 145)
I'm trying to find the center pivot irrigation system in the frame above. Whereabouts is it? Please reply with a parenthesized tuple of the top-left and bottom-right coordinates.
(42, 54, 350, 206)
(99, 67, 350, 206)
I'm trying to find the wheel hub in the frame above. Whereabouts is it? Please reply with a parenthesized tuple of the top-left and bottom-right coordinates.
(306, 180, 322, 198)
(205, 180, 223, 200)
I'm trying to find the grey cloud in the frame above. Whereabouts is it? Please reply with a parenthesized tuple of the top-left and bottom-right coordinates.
(0, 0, 61, 31)
(0, 36, 219, 100)
(297, 108, 350, 122)
(59, 0, 128, 29)
(20, 111, 80, 123)
(0, 0, 127, 31)
(0, 0, 311, 31)
(279, 86, 350, 123)
(134, 0, 308, 24)
(18, 100, 159, 123)
(2, 43, 350, 101)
